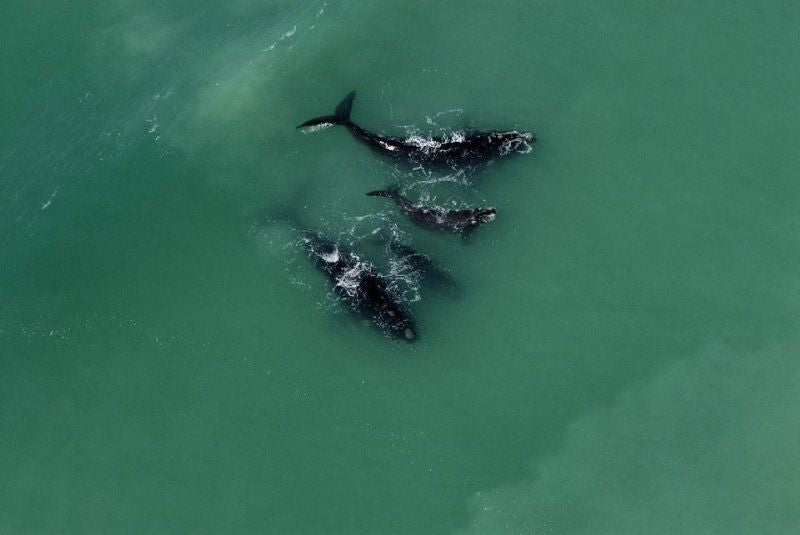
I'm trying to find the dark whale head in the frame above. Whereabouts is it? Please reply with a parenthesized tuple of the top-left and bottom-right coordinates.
(494, 131, 535, 142)
(357, 273, 416, 342)
(475, 207, 497, 224)
(487, 131, 535, 156)
(386, 312, 416, 342)
(299, 231, 338, 267)
(300, 230, 416, 342)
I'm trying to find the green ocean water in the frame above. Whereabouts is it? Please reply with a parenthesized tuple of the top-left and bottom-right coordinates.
(2, 1, 800, 533)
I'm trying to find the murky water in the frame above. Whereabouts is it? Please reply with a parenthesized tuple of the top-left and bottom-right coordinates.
(2, 1, 799, 532)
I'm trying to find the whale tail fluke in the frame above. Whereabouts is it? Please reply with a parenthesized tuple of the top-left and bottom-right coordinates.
(365, 184, 400, 199)
(333, 91, 355, 121)
(297, 91, 356, 129)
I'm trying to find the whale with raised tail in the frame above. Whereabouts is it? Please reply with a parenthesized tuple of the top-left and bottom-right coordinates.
(298, 91, 534, 166)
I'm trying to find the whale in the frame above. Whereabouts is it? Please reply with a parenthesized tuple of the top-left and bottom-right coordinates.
(301, 231, 416, 341)
(366, 186, 496, 238)
(297, 91, 534, 166)
(387, 240, 460, 294)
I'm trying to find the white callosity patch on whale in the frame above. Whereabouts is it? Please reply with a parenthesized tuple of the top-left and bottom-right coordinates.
(495, 131, 533, 156)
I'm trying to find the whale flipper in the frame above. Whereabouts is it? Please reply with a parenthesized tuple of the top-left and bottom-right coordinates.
(297, 91, 356, 129)
(365, 184, 400, 199)
(365, 190, 390, 198)
(366, 184, 400, 199)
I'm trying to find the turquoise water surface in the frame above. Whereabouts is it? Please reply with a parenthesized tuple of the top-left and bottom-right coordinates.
(2, 1, 799, 533)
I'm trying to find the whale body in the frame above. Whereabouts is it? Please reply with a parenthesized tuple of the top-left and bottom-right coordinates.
(366, 187, 496, 238)
(298, 91, 534, 166)
(301, 231, 416, 341)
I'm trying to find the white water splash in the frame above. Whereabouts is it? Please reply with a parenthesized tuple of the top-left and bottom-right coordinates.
(320, 247, 340, 263)
(262, 25, 297, 52)
(425, 108, 463, 126)
(146, 116, 159, 135)
(300, 122, 334, 133)
(40, 187, 60, 210)
(497, 131, 534, 156)
(335, 261, 369, 296)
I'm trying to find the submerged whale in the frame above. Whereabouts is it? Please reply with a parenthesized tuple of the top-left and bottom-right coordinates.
(298, 91, 534, 165)
(301, 231, 416, 341)
(387, 240, 460, 294)
(366, 186, 496, 237)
